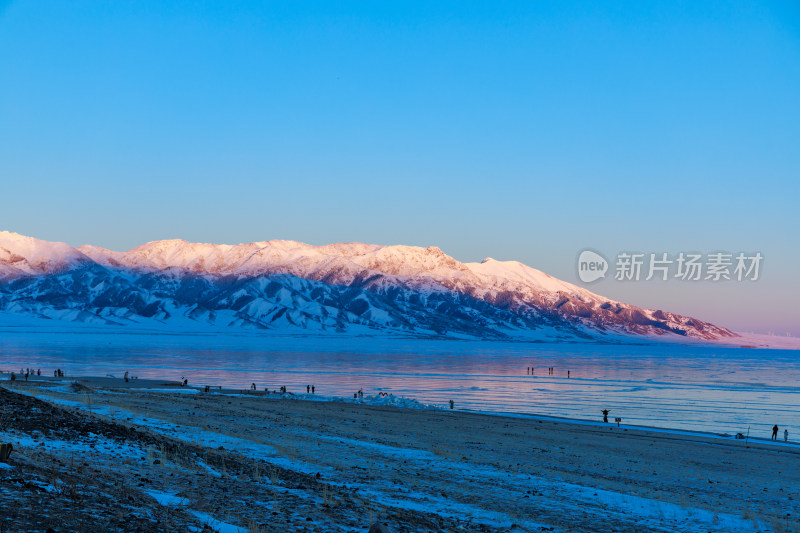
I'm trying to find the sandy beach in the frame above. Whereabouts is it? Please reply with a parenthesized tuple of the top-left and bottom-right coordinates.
(1, 376, 798, 532)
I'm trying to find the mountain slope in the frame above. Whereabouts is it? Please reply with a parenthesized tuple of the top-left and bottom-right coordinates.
(0, 231, 737, 341)
(0, 231, 92, 279)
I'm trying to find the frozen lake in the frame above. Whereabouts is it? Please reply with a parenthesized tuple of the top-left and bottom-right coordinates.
(1, 330, 798, 439)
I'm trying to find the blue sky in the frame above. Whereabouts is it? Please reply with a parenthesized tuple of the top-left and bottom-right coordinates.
(1, 1, 798, 334)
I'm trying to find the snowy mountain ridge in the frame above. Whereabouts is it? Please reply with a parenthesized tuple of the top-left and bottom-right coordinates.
(0, 231, 737, 342)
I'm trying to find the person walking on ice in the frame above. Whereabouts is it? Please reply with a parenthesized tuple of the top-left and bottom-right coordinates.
(785, 429, 789, 442)
(772, 424, 779, 441)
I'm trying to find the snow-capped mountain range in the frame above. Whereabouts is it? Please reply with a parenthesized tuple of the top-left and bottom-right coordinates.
(0, 231, 737, 342)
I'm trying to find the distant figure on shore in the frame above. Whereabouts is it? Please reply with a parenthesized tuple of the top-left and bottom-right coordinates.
(307, 385, 310, 393)
(567, 370, 570, 378)
(10, 372, 15, 382)
(183, 378, 188, 386)
(602, 409, 609, 423)
(24, 371, 29, 381)
(37, 369, 41, 376)
(449, 399, 454, 409)
(124, 371, 129, 383)
(312, 385, 315, 394)
(785, 429, 789, 442)
(772, 425, 779, 441)
(251, 383, 256, 391)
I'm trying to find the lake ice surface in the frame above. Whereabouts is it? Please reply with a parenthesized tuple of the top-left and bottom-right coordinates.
(1, 330, 798, 439)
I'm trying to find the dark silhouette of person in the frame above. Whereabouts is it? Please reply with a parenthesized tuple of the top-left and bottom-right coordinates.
(312, 385, 315, 394)
(602, 409, 609, 423)
(772, 425, 779, 441)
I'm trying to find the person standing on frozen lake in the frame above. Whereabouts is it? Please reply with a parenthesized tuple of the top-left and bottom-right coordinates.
(772, 425, 779, 440)
(784, 429, 789, 442)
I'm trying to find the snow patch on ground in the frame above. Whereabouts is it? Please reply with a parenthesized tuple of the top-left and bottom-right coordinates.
(145, 490, 190, 507)
(187, 510, 247, 533)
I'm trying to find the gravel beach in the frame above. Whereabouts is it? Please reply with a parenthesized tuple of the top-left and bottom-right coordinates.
(1, 376, 798, 532)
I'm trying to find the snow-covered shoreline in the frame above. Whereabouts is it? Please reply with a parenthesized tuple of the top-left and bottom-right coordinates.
(4, 372, 798, 448)
(2, 377, 798, 532)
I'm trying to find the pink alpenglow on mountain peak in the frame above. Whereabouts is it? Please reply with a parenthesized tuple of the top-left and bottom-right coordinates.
(0, 231, 739, 343)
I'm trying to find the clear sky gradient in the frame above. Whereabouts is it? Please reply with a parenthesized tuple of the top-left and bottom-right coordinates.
(1, 1, 798, 334)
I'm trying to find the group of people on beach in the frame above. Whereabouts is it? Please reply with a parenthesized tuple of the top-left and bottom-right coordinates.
(9, 368, 54, 382)
(600, 409, 789, 442)
(305, 385, 316, 394)
(772, 424, 789, 442)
